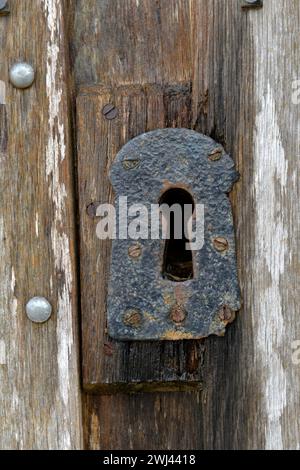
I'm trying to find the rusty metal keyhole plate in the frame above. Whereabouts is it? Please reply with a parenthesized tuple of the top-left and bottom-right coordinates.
(108, 128, 241, 341)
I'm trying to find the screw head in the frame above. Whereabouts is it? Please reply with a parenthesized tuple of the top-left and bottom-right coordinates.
(219, 305, 234, 322)
(122, 159, 140, 170)
(128, 244, 142, 259)
(86, 201, 99, 218)
(213, 236, 229, 252)
(123, 309, 142, 328)
(26, 297, 52, 324)
(102, 103, 118, 120)
(208, 148, 223, 161)
(242, 0, 263, 8)
(9, 62, 35, 89)
(170, 304, 187, 324)
(219, 305, 232, 321)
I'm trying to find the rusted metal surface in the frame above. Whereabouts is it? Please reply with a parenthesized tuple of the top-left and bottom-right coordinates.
(108, 128, 241, 340)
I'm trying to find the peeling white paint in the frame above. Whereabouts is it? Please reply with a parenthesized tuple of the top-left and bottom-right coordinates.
(0, 80, 5, 105)
(0, 339, 6, 365)
(44, 0, 67, 224)
(35, 213, 39, 238)
(10, 267, 16, 294)
(51, 227, 73, 409)
(42, 0, 79, 449)
(174, 2, 179, 22)
(0, 217, 8, 318)
(253, 83, 288, 450)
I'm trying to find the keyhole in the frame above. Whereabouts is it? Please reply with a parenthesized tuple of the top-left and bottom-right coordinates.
(159, 188, 194, 282)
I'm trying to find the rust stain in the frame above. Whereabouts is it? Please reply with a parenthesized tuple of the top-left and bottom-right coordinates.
(163, 292, 174, 305)
(161, 179, 193, 195)
(162, 330, 195, 341)
(170, 304, 187, 324)
(186, 341, 200, 374)
(174, 284, 190, 305)
(143, 311, 157, 323)
(218, 305, 235, 324)
(103, 342, 114, 356)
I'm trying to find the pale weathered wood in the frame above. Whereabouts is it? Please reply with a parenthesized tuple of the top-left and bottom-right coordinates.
(192, 0, 300, 450)
(0, 0, 82, 449)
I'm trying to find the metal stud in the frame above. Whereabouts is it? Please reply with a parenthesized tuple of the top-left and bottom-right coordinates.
(123, 309, 142, 328)
(102, 103, 118, 120)
(26, 297, 52, 324)
(9, 62, 35, 89)
(241, 0, 263, 8)
(0, 0, 9, 15)
(213, 236, 229, 252)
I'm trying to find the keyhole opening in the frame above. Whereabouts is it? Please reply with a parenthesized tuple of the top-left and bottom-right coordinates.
(159, 188, 195, 282)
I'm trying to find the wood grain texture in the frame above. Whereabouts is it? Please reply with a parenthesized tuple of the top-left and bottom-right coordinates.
(73, 0, 300, 449)
(1, 0, 298, 451)
(77, 83, 205, 392)
(73, 0, 192, 87)
(0, 0, 82, 449)
(192, 0, 300, 450)
(73, 0, 203, 449)
(84, 391, 202, 450)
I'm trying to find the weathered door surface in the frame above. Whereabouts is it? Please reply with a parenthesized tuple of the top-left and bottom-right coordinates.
(1, 0, 300, 450)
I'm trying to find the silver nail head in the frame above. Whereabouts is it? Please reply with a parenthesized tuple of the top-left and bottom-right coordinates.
(0, 0, 8, 9)
(26, 297, 52, 324)
(9, 63, 35, 89)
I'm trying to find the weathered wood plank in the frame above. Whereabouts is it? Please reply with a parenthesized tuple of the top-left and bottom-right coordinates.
(0, 0, 294, 451)
(73, 0, 300, 450)
(0, 0, 82, 449)
(192, 0, 300, 450)
(73, 0, 192, 87)
(83, 391, 202, 450)
(73, 0, 204, 449)
(77, 83, 205, 392)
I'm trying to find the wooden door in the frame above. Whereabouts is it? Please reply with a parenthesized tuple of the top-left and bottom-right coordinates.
(0, 0, 300, 450)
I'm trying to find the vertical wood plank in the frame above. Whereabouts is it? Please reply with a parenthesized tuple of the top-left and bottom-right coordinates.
(72, 0, 300, 450)
(0, 0, 82, 449)
(246, 0, 300, 449)
(191, 0, 259, 450)
(73, 0, 203, 449)
(192, 0, 300, 450)
(84, 392, 202, 450)
(77, 83, 204, 393)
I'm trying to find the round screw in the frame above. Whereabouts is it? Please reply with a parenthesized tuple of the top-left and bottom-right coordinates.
(128, 244, 142, 259)
(170, 304, 187, 324)
(9, 62, 35, 89)
(26, 297, 52, 324)
(86, 201, 99, 218)
(213, 236, 229, 252)
(219, 305, 235, 324)
(123, 309, 142, 328)
(242, 0, 263, 7)
(102, 103, 118, 120)
(208, 148, 223, 161)
(122, 159, 140, 170)
(219, 305, 234, 322)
